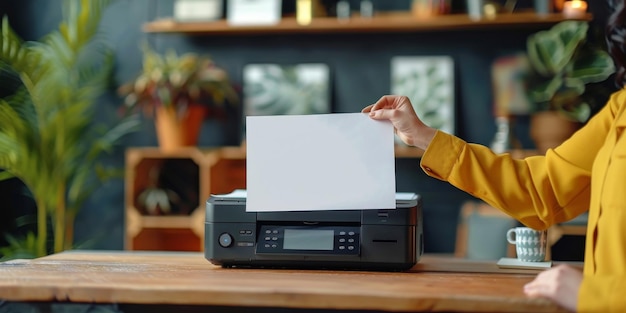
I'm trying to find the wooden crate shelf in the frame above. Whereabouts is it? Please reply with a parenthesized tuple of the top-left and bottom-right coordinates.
(124, 147, 244, 252)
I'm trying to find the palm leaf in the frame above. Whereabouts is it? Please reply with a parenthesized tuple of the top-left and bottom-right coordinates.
(0, 233, 38, 261)
(0, 18, 30, 75)
(0, 0, 136, 257)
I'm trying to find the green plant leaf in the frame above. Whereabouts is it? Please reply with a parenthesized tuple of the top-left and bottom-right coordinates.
(527, 21, 588, 76)
(0, 233, 38, 261)
(525, 20, 615, 120)
(570, 50, 616, 84)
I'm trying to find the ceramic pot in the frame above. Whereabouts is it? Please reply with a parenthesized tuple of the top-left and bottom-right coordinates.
(530, 111, 581, 154)
(155, 105, 206, 150)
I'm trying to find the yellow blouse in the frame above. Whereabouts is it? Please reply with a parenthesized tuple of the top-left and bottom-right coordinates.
(420, 88, 626, 312)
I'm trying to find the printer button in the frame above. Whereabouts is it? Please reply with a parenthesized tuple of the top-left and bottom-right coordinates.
(348, 238, 354, 243)
(339, 238, 346, 243)
(264, 236, 271, 241)
(265, 230, 272, 234)
(271, 237, 278, 241)
(272, 230, 279, 234)
(339, 231, 346, 235)
(218, 233, 233, 248)
(348, 246, 355, 250)
(271, 244, 277, 248)
(264, 244, 270, 248)
(348, 231, 355, 236)
(339, 246, 345, 250)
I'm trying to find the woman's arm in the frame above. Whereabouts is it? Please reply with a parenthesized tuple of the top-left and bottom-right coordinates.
(366, 91, 620, 229)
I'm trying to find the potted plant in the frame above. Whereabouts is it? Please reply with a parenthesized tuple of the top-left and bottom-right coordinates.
(119, 45, 238, 150)
(524, 20, 615, 153)
(0, 0, 139, 259)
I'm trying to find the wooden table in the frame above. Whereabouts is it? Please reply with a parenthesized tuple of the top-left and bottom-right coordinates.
(0, 251, 570, 313)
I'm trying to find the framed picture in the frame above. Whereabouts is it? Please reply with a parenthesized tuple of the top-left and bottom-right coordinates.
(243, 63, 331, 116)
(242, 63, 331, 142)
(391, 56, 455, 137)
(491, 53, 532, 116)
(227, 0, 282, 26)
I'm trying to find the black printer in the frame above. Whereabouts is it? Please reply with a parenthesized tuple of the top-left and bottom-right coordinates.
(204, 190, 423, 271)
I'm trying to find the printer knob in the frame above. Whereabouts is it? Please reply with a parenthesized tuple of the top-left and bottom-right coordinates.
(218, 232, 233, 248)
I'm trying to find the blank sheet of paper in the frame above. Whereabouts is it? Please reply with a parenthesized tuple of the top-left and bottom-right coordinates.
(246, 113, 396, 212)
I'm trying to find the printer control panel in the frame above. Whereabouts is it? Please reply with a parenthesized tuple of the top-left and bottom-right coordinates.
(255, 225, 360, 255)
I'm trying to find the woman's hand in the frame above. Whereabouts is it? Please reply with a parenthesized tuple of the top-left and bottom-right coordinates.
(362, 95, 437, 150)
(524, 264, 583, 312)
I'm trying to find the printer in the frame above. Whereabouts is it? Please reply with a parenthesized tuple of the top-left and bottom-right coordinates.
(204, 191, 423, 271)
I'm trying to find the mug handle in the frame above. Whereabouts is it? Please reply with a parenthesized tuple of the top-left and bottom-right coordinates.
(506, 228, 516, 244)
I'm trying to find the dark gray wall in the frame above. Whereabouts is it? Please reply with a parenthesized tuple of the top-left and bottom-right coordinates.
(2, 0, 613, 254)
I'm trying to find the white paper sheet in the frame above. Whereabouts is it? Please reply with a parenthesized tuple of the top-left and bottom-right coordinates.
(246, 113, 396, 212)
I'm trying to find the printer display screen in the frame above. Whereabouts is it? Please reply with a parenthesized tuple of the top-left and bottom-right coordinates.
(283, 229, 334, 250)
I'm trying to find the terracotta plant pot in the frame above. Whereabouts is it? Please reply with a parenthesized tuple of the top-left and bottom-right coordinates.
(530, 111, 581, 154)
(155, 105, 206, 151)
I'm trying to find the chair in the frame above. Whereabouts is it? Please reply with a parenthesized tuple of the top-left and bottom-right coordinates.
(455, 200, 518, 260)
(546, 212, 588, 260)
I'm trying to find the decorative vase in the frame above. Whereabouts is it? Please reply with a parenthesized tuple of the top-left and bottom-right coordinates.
(529, 111, 581, 154)
(534, 0, 553, 15)
(490, 116, 522, 154)
(155, 105, 206, 151)
(466, 0, 484, 20)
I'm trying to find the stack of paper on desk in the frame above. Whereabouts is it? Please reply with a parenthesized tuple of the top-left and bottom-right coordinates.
(245, 113, 396, 212)
(497, 258, 553, 270)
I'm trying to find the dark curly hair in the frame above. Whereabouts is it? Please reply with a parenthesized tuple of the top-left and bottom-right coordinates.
(607, 0, 626, 87)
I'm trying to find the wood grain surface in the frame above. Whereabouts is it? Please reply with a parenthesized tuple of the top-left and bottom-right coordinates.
(0, 251, 569, 312)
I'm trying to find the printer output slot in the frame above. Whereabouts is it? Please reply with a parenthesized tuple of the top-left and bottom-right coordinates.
(257, 221, 360, 227)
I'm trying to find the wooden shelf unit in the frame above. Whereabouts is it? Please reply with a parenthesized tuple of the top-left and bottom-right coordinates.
(125, 147, 225, 251)
(143, 12, 592, 35)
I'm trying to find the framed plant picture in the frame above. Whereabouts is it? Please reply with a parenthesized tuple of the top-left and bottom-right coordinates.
(243, 63, 331, 116)
(242, 63, 331, 140)
(391, 56, 455, 137)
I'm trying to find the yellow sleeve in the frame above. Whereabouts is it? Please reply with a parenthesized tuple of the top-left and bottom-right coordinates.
(419, 130, 593, 229)
(418, 88, 626, 229)
(578, 276, 626, 312)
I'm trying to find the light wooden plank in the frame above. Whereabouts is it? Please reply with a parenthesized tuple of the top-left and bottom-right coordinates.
(0, 251, 567, 312)
(143, 12, 592, 35)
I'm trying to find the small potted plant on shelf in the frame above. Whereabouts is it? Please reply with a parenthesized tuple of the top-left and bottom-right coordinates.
(119, 44, 239, 150)
(524, 20, 615, 153)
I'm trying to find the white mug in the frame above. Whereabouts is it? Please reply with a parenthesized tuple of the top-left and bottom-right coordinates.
(506, 227, 547, 262)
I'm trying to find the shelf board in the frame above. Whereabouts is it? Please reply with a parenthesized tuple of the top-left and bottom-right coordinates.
(394, 145, 424, 158)
(216, 144, 424, 159)
(126, 146, 218, 160)
(126, 146, 533, 160)
(140, 215, 194, 229)
(219, 145, 247, 160)
(143, 12, 592, 35)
